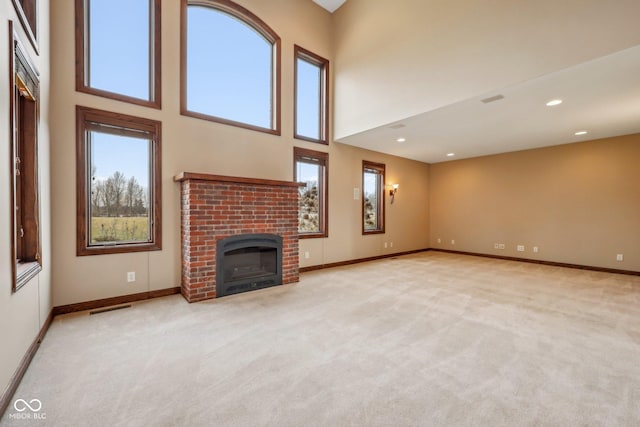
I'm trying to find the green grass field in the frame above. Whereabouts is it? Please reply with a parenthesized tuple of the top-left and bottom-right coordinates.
(91, 216, 149, 243)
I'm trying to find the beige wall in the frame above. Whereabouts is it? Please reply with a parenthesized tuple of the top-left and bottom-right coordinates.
(0, 0, 52, 402)
(332, 0, 640, 139)
(429, 134, 640, 271)
(300, 141, 430, 268)
(50, 0, 431, 306)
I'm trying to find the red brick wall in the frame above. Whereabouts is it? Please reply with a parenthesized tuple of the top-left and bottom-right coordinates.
(178, 174, 300, 303)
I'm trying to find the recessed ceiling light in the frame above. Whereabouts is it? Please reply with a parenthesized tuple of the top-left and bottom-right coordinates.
(546, 99, 563, 106)
(396, 137, 406, 143)
(574, 130, 588, 136)
(446, 153, 455, 157)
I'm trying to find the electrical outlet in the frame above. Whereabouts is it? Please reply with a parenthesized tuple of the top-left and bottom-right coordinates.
(353, 188, 360, 200)
(437, 238, 441, 244)
(127, 272, 136, 282)
(517, 245, 525, 252)
(390, 242, 393, 248)
(451, 240, 455, 245)
(498, 244, 505, 249)
(384, 242, 388, 248)
(494, 243, 499, 249)
(617, 254, 624, 262)
(304, 251, 310, 259)
(533, 246, 539, 253)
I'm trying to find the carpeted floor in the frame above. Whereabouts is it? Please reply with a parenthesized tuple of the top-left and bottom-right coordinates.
(3, 251, 640, 426)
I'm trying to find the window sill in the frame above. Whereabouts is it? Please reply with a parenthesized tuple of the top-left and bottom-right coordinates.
(181, 109, 280, 136)
(362, 230, 385, 235)
(77, 242, 162, 256)
(76, 86, 161, 110)
(294, 134, 328, 145)
(299, 232, 328, 239)
(15, 261, 42, 292)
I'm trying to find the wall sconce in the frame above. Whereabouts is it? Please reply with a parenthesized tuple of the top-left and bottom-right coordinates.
(389, 184, 399, 204)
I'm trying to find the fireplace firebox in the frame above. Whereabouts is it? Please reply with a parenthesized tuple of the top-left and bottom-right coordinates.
(216, 234, 283, 298)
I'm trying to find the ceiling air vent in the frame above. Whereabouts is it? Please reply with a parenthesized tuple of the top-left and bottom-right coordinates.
(481, 94, 505, 104)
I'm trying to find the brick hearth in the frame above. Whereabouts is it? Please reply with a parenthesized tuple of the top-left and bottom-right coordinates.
(174, 172, 301, 303)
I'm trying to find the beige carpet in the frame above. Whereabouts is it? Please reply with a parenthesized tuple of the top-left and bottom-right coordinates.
(3, 251, 640, 426)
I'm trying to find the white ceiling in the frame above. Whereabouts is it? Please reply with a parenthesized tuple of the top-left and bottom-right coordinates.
(312, 0, 346, 13)
(337, 45, 640, 164)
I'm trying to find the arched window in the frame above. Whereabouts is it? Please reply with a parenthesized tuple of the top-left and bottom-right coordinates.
(181, 0, 281, 134)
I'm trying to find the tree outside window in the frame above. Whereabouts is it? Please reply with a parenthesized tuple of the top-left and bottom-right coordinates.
(76, 106, 162, 255)
(294, 147, 328, 238)
(363, 161, 385, 234)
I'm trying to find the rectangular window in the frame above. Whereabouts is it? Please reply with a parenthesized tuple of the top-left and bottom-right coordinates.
(11, 0, 38, 52)
(76, 0, 161, 108)
(10, 22, 41, 291)
(294, 147, 328, 238)
(362, 161, 385, 234)
(76, 106, 162, 255)
(294, 45, 329, 144)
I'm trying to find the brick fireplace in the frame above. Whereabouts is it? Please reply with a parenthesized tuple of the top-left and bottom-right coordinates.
(174, 172, 301, 303)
